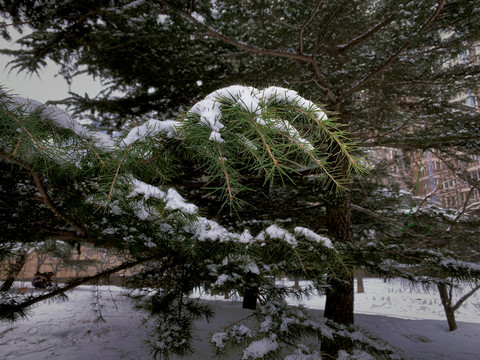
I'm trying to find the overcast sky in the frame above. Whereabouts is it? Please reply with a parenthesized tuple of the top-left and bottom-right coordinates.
(1, 31, 103, 104)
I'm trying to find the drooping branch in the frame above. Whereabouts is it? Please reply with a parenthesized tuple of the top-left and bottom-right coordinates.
(1, 255, 158, 319)
(39, 227, 95, 243)
(0, 150, 90, 240)
(357, 133, 480, 150)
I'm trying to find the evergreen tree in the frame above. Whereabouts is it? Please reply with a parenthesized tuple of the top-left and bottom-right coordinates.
(1, 0, 480, 358)
(1, 87, 382, 359)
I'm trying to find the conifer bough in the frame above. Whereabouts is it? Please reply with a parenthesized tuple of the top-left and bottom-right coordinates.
(1, 85, 379, 359)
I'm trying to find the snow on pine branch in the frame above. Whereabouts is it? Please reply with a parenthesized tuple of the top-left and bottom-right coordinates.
(117, 85, 328, 148)
(121, 119, 179, 147)
(128, 178, 197, 216)
(1, 92, 114, 149)
(187, 85, 327, 145)
(440, 258, 480, 274)
(1, 88, 336, 250)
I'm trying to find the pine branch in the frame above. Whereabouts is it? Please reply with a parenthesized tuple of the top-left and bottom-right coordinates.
(0, 255, 158, 321)
(0, 149, 89, 239)
(336, 14, 395, 53)
(216, 143, 234, 202)
(107, 146, 131, 201)
(6, 108, 44, 150)
(339, 0, 447, 102)
(451, 283, 480, 312)
(31, 171, 87, 237)
(158, 0, 310, 62)
(156, 0, 338, 104)
(298, 0, 324, 55)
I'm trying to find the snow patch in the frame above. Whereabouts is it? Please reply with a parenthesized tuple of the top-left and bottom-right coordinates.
(294, 227, 333, 249)
(121, 119, 179, 147)
(242, 337, 278, 360)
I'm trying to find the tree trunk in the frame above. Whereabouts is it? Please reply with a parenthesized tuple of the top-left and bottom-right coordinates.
(242, 286, 258, 310)
(1, 251, 28, 292)
(320, 197, 355, 357)
(242, 273, 258, 310)
(438, 283, 458, 331)
(324, 274, 354, 324)
(294, 277, 301, 290)
(355, 268, 365, 294)
(320, 124, 355, 356)
(323, 194, 354, 325)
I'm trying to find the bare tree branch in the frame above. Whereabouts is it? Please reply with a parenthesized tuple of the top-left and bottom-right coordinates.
(351, 204, 430, 240)
(452, 283, 480, 312)
(299, 0, 324, 55)
(338, 0, 447, 102)
(336, 14, 395, 53)
(156, 0, 338, 104)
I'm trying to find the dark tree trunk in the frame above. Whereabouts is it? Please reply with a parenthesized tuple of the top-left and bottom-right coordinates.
(438, 283, 458, 331)
(1, 251, 27, 292)
(242, 273, 258, 310)
(321, 203, 354, 358)
(324, 274, 354, 324)
(320, 119, 355, 356)
(320, 196, 355, 357)
(323, 199, 354, 325)
(242, 286, 258, 310)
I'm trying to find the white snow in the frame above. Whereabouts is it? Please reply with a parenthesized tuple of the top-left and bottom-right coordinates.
(294, 227, 334, 249)
(265, 224, 297, 246)
(5, 96, 115, 149)
(121, 119, 179, 147)
(186, 217, 235, 242)
(186, 85, 327, 146)
(242, 336, 278, 359)
(128, 178, 198, 216)
(245, 262, 260, 275)
(1, 278, 479, 360)
(208, 130, 224, 143)
(214, 274, 230, 286)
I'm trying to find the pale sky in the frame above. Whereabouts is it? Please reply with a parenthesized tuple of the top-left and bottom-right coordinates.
(0, 31, 103, 104)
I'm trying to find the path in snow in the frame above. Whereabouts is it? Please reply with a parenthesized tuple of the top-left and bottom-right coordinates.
(1, 278, 479, 359)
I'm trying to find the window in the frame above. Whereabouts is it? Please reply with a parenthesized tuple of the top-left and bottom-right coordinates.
(474, 189, 480, 200)
(443, 179, 455, 189)
(470, 170, 480, 180)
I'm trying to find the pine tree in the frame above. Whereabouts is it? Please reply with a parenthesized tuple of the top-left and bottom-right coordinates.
(1, 87, 385, 359)
(1, 0, 480, 357)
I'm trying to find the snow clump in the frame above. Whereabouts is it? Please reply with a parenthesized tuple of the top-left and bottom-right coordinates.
(188, 85, 327, 145)
(242, 336, 279, 360)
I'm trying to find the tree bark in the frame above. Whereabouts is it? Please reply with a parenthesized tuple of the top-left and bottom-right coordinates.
(321, 120, 355, 356)
(355, 268, 365, 294)
(323, 199, 354, 325)
(242, 286, 258, 310)
(438, 283, 458, 331)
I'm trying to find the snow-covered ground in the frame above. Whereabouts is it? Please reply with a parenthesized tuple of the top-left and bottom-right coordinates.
(1, 278, 479, 359)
